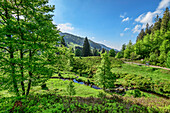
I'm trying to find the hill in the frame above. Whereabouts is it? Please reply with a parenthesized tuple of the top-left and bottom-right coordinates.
(60, 32, 118, 51)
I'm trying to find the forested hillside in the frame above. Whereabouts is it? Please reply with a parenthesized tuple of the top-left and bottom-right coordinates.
(60, 32, 118, 51)
(118, 8, 170, 67)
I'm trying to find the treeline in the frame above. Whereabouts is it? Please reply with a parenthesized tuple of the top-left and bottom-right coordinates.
(73, 37, 116, 57)
(116, 8, 170, 67)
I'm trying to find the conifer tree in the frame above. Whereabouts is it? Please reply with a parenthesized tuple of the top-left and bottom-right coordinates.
(82, 37, 91, 57)
(145, 23, 149, 34)
(60, 36, 66, 47)
(152, 17, 162, 32)
(101, 48, 106, 53)
(67, 81, 76, 96)
(136, 29, 145, 42)
(161, 7, 170, 33)
(96, 52, 116, 90)
(75, 49, 82, 56)
(166, 51, 170, 68)
(115, 52, 122, 58)
(109, 49, 116, 57)
(93, 47, 98, 56)
(124, 40, 133, 58)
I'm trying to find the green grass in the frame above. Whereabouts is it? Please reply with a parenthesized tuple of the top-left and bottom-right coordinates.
(52, 71, 78, 79)
(112, 63, 170, 81)
(29, 79, 109, 98)
(112, 63, 170, 97)
(124, 90, 157, 98)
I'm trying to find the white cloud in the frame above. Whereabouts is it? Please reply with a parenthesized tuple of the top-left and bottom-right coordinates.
(157, 0, 170, 10)
(89, 37, 95, 40)
(122, 17, 129, 22)
(132, 25, 141, 33)
(134, 0, 170, 32)
(91, 37, 95, 40)
(135, 13, 145, 22)
(57, 23, 74, 32)
(120, 15, 125, 18)
(124, 28, 130, 31)
(120, 12, 127, 18)
(120, 33, 124, 37)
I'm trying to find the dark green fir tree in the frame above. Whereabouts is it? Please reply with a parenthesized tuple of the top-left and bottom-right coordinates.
(82, 37, 91, 57)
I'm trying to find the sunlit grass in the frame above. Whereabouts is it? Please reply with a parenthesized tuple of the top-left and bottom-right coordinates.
(111, 63, 170, 81)
(30, 79, 109, 97)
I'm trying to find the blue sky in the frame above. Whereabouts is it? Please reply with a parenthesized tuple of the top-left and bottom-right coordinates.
(49, 0, 170, 50)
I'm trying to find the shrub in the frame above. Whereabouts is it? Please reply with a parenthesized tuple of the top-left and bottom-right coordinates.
(67, 81, 76, 96)
(134, 89, 141, 98)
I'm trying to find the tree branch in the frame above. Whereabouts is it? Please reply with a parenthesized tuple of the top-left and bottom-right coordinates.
(0, 20, 5, 25)
(0, 14, 7, 23)
(0, 56, 9, 63)
(0, 47, 10, 53)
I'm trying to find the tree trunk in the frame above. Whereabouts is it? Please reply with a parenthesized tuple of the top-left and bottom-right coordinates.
(20, 49, 25, 95)
(26, 50, 32, 96)
(17, 6, 26, 96)
(9, 35, 20, 97)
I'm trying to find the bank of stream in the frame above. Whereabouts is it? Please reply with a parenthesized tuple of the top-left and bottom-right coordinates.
(50, 76, 169, 99)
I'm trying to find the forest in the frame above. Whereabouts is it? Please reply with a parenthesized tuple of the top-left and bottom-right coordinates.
(0, 0, 170, 113)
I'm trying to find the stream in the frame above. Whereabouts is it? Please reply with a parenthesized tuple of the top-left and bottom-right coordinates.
(62, 78, 102, 89)
(51, 76, 169, 99)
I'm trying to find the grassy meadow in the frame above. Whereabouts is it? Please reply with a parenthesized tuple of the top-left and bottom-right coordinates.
(0, 57, 170, 113)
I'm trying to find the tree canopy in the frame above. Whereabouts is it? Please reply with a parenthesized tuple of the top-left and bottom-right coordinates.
(0, 0, 64, 96)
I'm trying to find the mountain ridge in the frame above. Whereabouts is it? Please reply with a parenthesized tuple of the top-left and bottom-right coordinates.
(60, 32, 118, 51)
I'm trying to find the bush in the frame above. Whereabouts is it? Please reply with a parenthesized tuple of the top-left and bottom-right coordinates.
(166, 51, 170, 68)
(67, 81, 76, 96)
(134, 89, 141, 97)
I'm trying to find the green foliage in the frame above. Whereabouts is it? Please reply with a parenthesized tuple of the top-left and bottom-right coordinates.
(96, 52, 116, 90)
(82, 37, 91, 57)
(115, 52, 123, 58)
(166, 51, 170, 68)
(60, 36, 67, 47)
(93, 48, 98, 56)
(0, 94, 162, 113)
(159, 52, 167, 64)
(161, 7, 170, 33)
(97, 92, 106, 98)
(0, 0, 69, 96)
(67, 50, 75, 72)
(149, 53, 158, 62)
(136, 29, 145, 42)
(124, 40, 133, 59)
(112, 64, 170, 97)
(41, 83, 49, 90)
(60, 33, 103, 50)
(75, 49, 82, 56)
(109, 49, 116, 57)
(134, 89, 142, 97)
(123, 8, 170, 66)
(67, 81, 76, 96)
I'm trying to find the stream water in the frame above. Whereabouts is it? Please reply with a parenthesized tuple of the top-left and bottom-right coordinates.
(61, 78, 102, 89)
